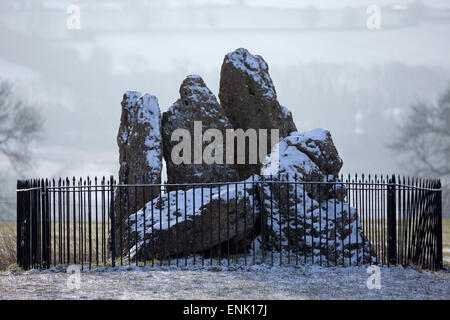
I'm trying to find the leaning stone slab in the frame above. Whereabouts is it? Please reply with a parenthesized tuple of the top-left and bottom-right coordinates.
(125, 175, 261, 261)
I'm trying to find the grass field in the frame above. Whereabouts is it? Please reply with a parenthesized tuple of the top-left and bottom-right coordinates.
(1, 220, 450, 271)
(0, 222, 108, 270)
(443, 219, 450, 265)
(0, 222, 15, 270)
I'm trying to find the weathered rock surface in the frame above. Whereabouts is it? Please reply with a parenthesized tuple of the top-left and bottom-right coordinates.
(219, 48, 297, 179)
(262, 128, 344, 201)
(115, 91, 162, 254)
(126, 176, 261, 261)
(162, 75, 239, 188)
(255, 129, 374, 265)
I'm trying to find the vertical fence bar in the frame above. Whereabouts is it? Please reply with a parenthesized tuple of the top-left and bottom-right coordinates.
(134, 177, 138, 266)
(340, 175, 344, 266)
(318, 177, 321, 266)
(226, 182, 230, 266)
(435, 180, 442, 270)
(278, 175, 282, 266)
(354, 175, 359, 265)
(151, 186, 155, 267)
(88, 177, 92, 269)
(126, 183, 129, 265)
(118, 183, 122, 266)
(65, 178, 70, 265)
(234, 181, 238, 265)
(347, 175, 351, 266)
(201, 182, 205, 266)
(31, 180, 38, 268)
(303, 181, 307, 265)
(109, 176, 116, 267)
(159, 184, 163, 267)
(101, 177, 105, 265)
(72, 177, 76, 265)
(183, 186, 187, 267)
(294, 174, 298, 266)
(95, 177, 99, 266)
(286, 174, 290, 266)
(167, 181, 171, 266)
(210, 182, 214, 266)
(16, 181, 25, 267)
(251, 176, 255, 265)
(41, 180, 49, 269)
(25, 180, 31, 269)
(143, 177, 147, 266)
(269, 174, 273, 265)
(243, 180, 247, 266)
(219, 183, 222, 265)
(387, 174, 397, 265)
(61, 179, 65, 265)
(175, 185, 179, 267)
(260, 176, 265, 265)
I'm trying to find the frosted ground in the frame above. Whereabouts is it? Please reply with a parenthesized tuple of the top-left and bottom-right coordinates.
(1, 263, 449, 300)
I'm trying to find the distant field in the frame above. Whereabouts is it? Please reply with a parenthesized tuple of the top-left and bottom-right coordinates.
(1, 220, 449, 270)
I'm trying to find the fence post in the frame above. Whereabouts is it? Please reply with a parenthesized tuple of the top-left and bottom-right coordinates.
(109, 175, 116, 267)
(41, 180, 50, 269)
(16, 180, 25, 267)
(387, 174, 397, 265)
(23, 180, 31, 269)
(436, 180, 443, 270)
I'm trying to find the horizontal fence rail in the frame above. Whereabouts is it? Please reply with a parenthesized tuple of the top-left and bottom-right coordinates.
(16, 174, 443, 271)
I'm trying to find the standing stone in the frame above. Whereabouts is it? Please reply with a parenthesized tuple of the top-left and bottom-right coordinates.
(115, 91, 162, 255)
(117, 91, 142, 189)
(219, 48, 297, 179)
(162, 75, 239, 189)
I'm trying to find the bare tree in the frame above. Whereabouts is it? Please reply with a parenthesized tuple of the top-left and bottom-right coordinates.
(0, 80, 43, 220)
(0, 81, 43, 169)
(389, 88, 450, 216)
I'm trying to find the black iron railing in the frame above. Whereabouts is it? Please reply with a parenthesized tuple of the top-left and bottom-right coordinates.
(16, 174, 443, 270)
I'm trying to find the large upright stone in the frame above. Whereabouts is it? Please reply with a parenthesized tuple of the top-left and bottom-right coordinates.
(219, 48, 297, 179)
(115, 91, 162, 254)
(117, 91, 142, 187)
(162, 75, 239, 188)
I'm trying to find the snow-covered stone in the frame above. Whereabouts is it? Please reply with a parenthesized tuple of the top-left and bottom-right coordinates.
(126, 175, 261, 261)
(219, 48, 297, 179)
(256, 129, 374, 265)
(262, 128, 343, 201)
(115, 91, 163, 255)
(117, 91, 142, 188)
(254, 181, 375, 266)
(162, 75, 239, 188)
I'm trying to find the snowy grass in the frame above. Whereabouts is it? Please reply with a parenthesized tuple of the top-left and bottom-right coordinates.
(1, 263, 449, 300)
(1, 220, 449, 299)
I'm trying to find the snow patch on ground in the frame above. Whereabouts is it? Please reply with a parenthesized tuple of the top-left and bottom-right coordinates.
(1, 263, 448, 300)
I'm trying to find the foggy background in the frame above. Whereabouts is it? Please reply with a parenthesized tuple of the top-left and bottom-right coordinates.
(1, 0, 449, 220)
